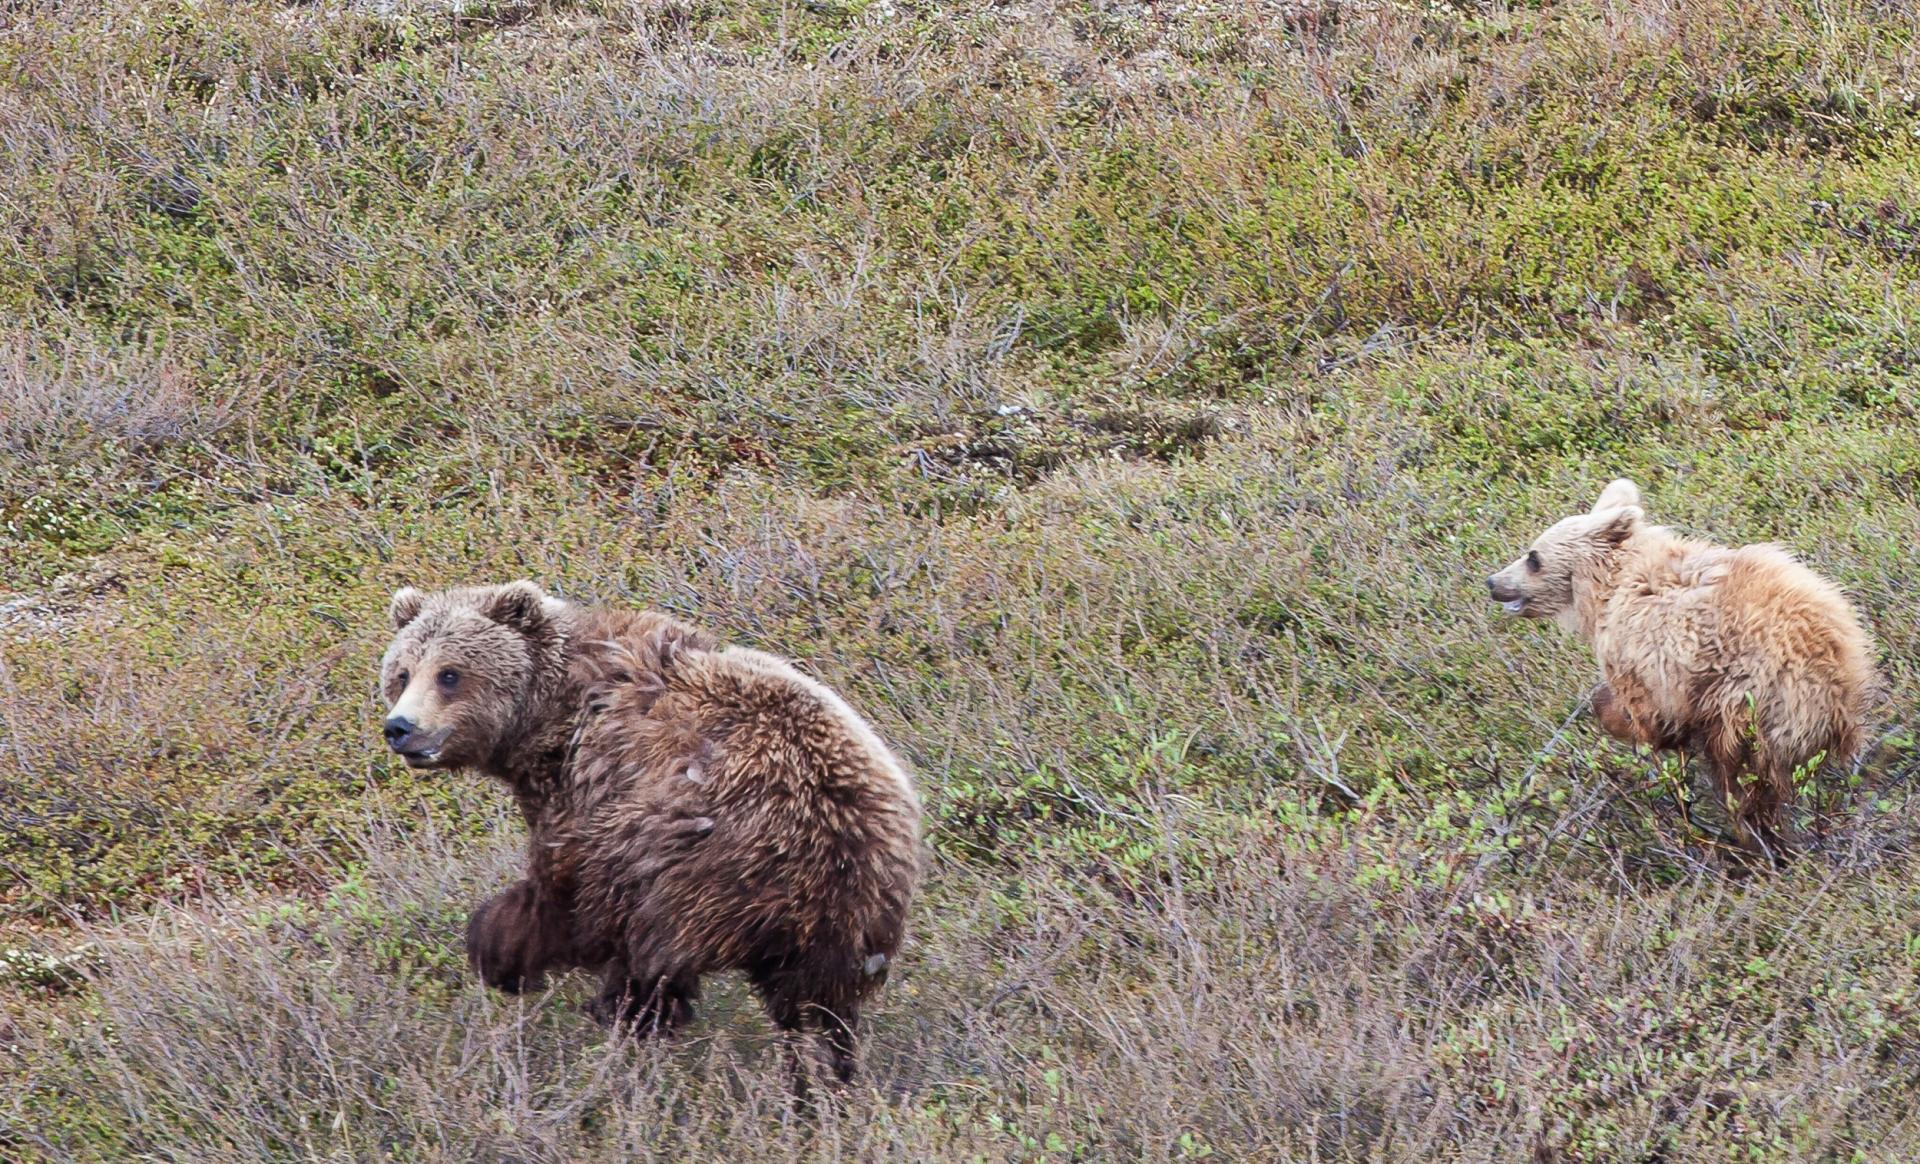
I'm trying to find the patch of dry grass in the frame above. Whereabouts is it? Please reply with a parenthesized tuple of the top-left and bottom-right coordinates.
(12, 797, 1920, 1160)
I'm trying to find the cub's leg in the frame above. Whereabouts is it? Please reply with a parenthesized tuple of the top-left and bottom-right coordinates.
(1590, 679, 1667, 748)
(1706, 726, 1792, 867)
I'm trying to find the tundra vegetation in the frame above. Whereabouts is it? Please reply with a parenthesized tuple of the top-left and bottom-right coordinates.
(2, 0, 1919, 1159)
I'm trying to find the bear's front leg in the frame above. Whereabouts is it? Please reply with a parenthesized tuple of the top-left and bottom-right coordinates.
(584, 960, 701, 1036)
(465, 880, 578, 994)
(1590, 683, 1629, 740)
(1590, 681, 1657, 747)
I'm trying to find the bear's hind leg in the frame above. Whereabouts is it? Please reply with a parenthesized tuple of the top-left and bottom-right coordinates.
(817, 1001, 861, 1085)
(1706, 727, 1792, 867)
(751, 963, 864, 1100)
(751, 968, 816, 1101)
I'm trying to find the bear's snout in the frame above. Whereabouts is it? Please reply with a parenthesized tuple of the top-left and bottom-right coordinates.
(383, 714, 418, 748)
(384, 714, 445, 763)
(1487, 575, 1528, 614)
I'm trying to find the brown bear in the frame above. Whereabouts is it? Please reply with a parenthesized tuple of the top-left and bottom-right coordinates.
(376, 581, 922, 1087)
(1487, 479, 1874, 861)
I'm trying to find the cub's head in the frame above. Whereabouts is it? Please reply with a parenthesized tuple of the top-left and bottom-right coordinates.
(377, 581, 566, 769)
(1486, 479, 1644, 626)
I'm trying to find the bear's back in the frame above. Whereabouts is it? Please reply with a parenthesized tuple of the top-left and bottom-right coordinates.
(1596, 536, 1872, 737)
(699, 646, 918, 810)
(566, 631, 921, 971)
(1716, 544, 1874, 688)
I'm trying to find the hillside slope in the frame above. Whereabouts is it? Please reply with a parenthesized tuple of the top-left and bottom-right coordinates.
(4, 0, 1920, 1158)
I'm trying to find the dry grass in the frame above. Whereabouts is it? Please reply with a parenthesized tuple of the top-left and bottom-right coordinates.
(12, 797, 1920, 1160)
(3, 0, 1920, 1159)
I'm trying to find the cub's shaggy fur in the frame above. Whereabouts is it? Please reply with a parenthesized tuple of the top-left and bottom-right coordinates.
(1487, 480, 1874, 860)
(377, 581, 922, 1085)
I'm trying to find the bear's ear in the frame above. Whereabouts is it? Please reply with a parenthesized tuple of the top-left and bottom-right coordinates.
(1596, 505, 1642, 546)
(389, 587, 427, 631)
(1590, 478, 1642, 514)
(483, 580, 553, 635)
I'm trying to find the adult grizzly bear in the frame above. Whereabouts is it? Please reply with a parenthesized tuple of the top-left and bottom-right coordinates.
(1487, 479, 1874, 862)
(377, 581, 922, 1086)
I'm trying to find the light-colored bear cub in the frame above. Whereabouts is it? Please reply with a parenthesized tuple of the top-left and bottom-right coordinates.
(1487, 479, 1874, 860)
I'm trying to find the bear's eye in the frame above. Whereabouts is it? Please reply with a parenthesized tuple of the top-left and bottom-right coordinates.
(437, 669, 460, 691)
(396, 670, 410, 689)
(1526, 550, 1542, 572)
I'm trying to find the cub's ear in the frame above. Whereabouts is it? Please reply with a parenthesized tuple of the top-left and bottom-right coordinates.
(483, 580, 555, 635)
(1596, 505, 1643, 546)
(1591, 478, 1642, 514)
(390, 587, 427, 631)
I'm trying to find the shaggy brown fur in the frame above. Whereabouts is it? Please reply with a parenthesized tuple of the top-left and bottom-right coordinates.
(377, 582, 923, 1087)
(1488, 480, 1875, 861)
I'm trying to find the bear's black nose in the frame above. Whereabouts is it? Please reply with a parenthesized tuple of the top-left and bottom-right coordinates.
(384, 715, 418, 749)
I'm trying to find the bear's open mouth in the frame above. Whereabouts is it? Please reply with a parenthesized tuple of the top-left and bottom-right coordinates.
(399, 749, 442, 768)
(1501, 598, 1527, 615)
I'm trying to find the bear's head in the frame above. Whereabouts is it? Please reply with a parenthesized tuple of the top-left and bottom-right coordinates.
(1486, 479, 1643, 630)
(378, 581, 567, 769)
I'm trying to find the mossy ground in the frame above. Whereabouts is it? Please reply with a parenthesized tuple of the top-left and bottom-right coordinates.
(3, 0, 1919, 1158)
